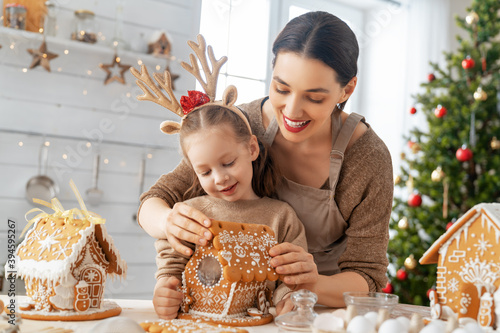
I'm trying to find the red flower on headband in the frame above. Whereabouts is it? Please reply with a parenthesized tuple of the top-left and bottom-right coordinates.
(180, 90, 210, 114)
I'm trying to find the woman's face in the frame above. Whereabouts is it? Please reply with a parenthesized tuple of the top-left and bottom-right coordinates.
(269, 52, 356, 143)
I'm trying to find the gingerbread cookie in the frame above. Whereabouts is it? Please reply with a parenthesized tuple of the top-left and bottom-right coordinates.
(140, 319, 249, 333)
(179, 220, 278, 326)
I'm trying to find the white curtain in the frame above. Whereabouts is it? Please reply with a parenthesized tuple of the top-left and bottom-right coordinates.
(402, 0, 453, 138)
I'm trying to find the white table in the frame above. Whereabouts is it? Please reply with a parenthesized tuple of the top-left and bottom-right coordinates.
(1, 295, 430, 333)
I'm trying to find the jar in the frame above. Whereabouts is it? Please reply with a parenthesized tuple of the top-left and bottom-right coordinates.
(71, 9, 97, 43)
(44, 1, 58, 37)
(4, 3, 27, 30)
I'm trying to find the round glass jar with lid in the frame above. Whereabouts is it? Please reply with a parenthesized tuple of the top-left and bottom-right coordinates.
(71, 9, 97, 43)
(4, 3, 27, 30)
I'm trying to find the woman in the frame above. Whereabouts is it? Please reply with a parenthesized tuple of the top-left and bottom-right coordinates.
(138, 11, 393, 314)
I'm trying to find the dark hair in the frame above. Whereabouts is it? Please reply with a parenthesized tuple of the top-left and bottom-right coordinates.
(179, 105, 281, 200)
(272, 11, 359, 110)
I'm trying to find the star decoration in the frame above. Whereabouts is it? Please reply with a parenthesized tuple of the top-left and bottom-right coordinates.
(99, 54, 131, 85)
(27, 39, 59, 72)
(148, 32, 172, 57)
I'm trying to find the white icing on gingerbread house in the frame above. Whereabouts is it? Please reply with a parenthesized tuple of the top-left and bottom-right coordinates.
(14, 216, 126, 314)
(179, 220, 279, 326)
(420, 203, 500, 329)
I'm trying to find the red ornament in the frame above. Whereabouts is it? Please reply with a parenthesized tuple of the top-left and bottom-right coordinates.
(408, 193, 422, 207)
(180, 90, 210, 114)
(407, 140, 415, 149)
(428, 73, 435, 82)
(434, 105, 447, 118)
(427, 288, 435, 299)
(382, 282, 394, 293)
(396, 269, 408, 281)
(446, 221, 454, 230)
(461, 56, 475, 69)
(456, 145, 473, 162)
(409, 107, 417, 114)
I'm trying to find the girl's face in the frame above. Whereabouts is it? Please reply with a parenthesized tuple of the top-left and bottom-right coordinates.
(184, 125, 260, 202)
(269, 52, 356, 143)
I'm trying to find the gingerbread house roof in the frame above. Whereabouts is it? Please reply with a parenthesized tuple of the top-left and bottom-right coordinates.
(210, 220, 279, 283)
(16, 216, 127, 283)
(420, 203, 500, 265)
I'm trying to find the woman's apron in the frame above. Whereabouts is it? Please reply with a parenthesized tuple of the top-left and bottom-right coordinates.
(262, 111, 364, 276)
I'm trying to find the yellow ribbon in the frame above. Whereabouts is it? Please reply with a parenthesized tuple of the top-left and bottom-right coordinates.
(21, 179, 105, 238)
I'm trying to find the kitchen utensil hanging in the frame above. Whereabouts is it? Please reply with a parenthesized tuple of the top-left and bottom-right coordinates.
(133, 156, 146, 222)
(86, 153, 103, 206)
(26, 143, 59, 203)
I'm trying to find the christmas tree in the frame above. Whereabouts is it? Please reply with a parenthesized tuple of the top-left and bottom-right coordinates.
(387, 0, 500, 305)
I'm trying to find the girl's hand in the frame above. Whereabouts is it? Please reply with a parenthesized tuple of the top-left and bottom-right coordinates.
(153, 276, 184, 319)
(164, 202, 212, 255)
(275, 294, 294, 316)
(269, 242, 319, 291)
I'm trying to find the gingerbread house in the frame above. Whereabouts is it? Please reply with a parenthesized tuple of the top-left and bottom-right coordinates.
(420, 203, 500, 329)
(14, 214, 127, 321)
(178, 220, 279, 326)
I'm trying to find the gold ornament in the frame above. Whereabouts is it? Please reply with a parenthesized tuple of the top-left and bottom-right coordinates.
(404, 254, 417, 270)
(394, 175, 402, 185)
(473, 87, 487, 101)
(491, 137, 500, 150)
(400, 152, 406, 160)
(406, 176, 414, 192)
(27, 39, 59, 72)
(411, 142, 421, 154)
(99, 54, 131, 85)
(398, 217, 409, 229)
(465, 11, 479, 25)
(431, 166, 445, 182)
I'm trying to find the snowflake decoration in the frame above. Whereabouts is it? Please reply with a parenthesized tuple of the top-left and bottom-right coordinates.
(37, 229, 61, 255)
(473, 234, 492, 256)
(84, 268, 100, 282)
(53, 242, 71, 260)
(448, 277, 459, 293)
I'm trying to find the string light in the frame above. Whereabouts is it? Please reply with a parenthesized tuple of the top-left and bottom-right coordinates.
(147, 153, 153, 159)
(86, 142, 91, 148)
(104, 158, 109, 164)
(64, 49, 69, 55)
(44, 141, 50, 146)
(62, 154, 68, 159)
(22, 68, 28, 72)
(18, 141, 24, 147)
(83, 89, 88, 95)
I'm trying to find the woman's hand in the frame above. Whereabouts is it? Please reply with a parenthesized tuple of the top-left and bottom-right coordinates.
(153, 276, 184, 319)
(163, 202, 212, 255)
(269, 242, 319, 291)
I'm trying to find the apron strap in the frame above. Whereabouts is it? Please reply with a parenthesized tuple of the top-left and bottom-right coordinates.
(329, 113, 365, 192)
(263, 115, 279, 147)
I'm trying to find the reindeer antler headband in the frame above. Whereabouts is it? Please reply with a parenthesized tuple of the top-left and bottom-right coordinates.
(130, 34, 252, 135)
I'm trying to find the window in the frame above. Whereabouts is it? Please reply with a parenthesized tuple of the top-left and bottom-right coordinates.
(199, 0, 270, 103)
(199, 0, 365, 112)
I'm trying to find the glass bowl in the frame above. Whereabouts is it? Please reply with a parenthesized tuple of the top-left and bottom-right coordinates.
(343, 292, 399, 315)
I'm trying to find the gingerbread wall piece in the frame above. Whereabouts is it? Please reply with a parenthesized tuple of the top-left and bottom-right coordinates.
(178, 220, 279, 326)
(420, 203, 500, 329)
(10, 186, 127, 321)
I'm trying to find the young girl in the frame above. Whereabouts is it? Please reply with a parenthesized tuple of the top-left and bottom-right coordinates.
(150, 101, 308, 319)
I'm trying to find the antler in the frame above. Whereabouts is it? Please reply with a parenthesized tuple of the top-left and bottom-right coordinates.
(181, 34, 227, 101)
(130, 64, 183, 117)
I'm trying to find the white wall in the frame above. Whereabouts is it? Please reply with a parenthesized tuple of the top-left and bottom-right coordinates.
(0, 0, 201, 299)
